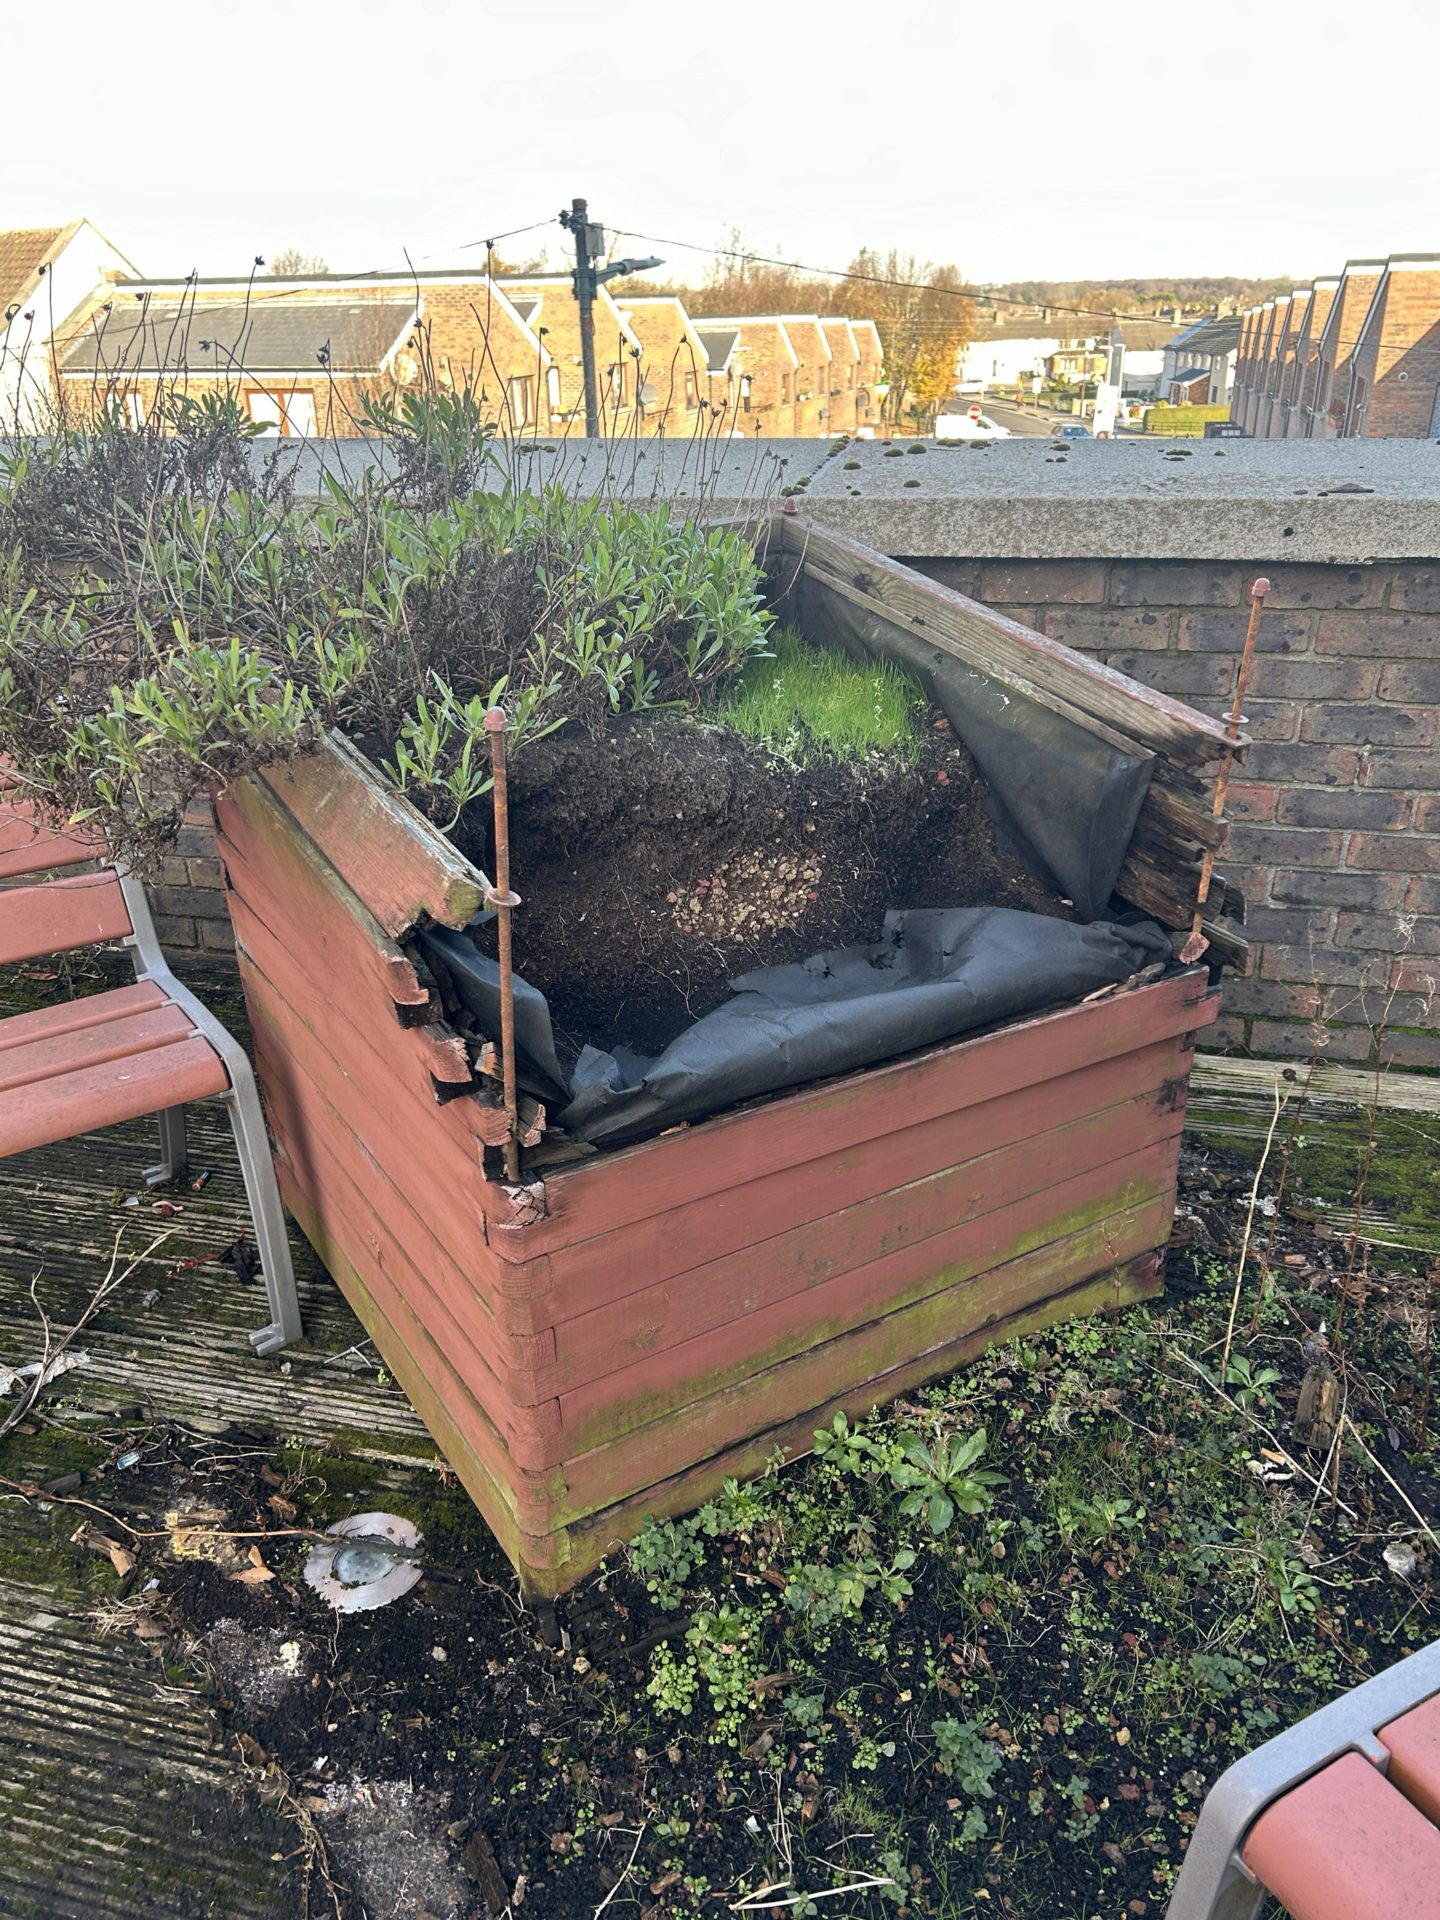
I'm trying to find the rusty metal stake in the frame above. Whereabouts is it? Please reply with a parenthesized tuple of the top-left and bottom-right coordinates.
(1180, 575, 1270, 965)
(484, 707, 522, 1182)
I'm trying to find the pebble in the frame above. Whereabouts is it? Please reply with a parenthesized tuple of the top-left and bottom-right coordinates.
(431, 1645, 448, 1663)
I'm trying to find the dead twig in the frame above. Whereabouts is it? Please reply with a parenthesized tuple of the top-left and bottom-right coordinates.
(1220, 1081, 1287, 1385)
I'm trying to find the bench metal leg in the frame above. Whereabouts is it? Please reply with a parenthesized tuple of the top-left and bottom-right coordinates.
(145, 1105, 189, 1187)
(222, 1063, 303, 1357)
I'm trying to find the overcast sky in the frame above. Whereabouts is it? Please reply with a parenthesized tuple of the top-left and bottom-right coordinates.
(5, 0, 1435, 288)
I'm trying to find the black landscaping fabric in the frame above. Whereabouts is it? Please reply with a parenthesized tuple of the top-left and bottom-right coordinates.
(420, 909, 1173, 1151)
(788, 569, 1155, 922)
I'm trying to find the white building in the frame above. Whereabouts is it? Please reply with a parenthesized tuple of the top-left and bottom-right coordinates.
(958, 314, 1062, 391)
(1158, 316, 1242, 407)
(1, 220, 139, 429)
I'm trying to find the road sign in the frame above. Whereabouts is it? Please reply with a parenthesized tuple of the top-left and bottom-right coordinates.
(968, 404, 982, 421)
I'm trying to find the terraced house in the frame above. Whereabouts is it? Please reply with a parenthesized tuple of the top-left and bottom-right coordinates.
(56, 271, 553, 436)
(1, 219, 138, 427)
(1231, 254, 1440, 438)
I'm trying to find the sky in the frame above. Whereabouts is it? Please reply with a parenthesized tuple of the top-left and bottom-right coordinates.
(4, 0, 1437, 289)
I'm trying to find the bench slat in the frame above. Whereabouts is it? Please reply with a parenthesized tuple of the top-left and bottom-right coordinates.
(1383, 1695, 1440, 1827)
(0, 982, 167, 1051)
(1242, 1752, 1440, 1920)
(0, 872, 132, 965)
(0, 1033, 230, 1156)
(0, 808, 101, 879)
(0, 1001, 198, 1094)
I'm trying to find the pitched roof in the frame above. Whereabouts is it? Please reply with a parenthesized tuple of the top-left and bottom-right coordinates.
(0, 224, 72, 318)
(694, 327, 739, 373)
(1169, 316, 1242, 357)
(1114, 318, 1184, 350)
(62, 294, 417, 375)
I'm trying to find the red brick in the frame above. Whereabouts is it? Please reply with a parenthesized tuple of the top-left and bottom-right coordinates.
(1346, 832, 1440, 872)
(1301, 704, 1437, 745)
(1243, 700, 1300, 742)
(1392, 956, 1440, 992)
(1177, 610, 1312, 655)
(1110, 564, 1242, 607)
(1405, 875, 1440, 914)
(1257, 565, 1387, 610)
(1377, 661, 1440, 702)
(1358, 748, 1440, 790)
(1246, 1019, 1374, 1063)
(1226, 826, 1345, 868)
(1417, 797, 1440, 832)
(1225, 783, 1276, 822)
(1244, 744, 1359, 786)
(1335, 913, 1440, 954)
(1276, 789, 1409, 829)
(1248, 659, 1376, 699)
(1206, 1014, 1250, 1051)
(1383, 1030, 1440, 1070)
(1315, 612, 1440, 656)
(1043, 608, 1173, 651)
(200, 918, 237, 954)
(153, 914, 198, 949)
(1270, 869, 1409, 911)
(979, 562, 1106, 604)
(1259, 945, 1385, 987)
(1389, 567, 1440, 613)
(1225, 979, 1322, 1020)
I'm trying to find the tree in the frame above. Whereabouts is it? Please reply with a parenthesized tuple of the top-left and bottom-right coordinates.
(842, 250, 975, 428)
(268, 247, 330, 277)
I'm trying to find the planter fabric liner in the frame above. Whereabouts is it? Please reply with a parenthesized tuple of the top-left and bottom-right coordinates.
(421, 908, 1173, 1149)
(789, 569, 1155, 922)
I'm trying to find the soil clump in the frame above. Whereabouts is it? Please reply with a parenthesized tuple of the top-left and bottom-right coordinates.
(452, 715, 1068, 1061)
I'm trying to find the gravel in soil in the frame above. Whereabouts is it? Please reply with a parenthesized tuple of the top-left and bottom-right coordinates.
(43, 1141, 1435, 1920)
(449, 715, 1067, 1061)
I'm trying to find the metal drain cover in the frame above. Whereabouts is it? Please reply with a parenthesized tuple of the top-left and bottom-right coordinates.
(304, 1512, 423, 1613)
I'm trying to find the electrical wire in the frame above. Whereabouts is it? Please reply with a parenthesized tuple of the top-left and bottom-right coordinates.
(424, 218, 561, 260)
(604, 223, 1263, 328)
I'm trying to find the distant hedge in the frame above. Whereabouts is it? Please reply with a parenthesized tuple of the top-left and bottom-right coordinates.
(1142, 405, 1231, 437)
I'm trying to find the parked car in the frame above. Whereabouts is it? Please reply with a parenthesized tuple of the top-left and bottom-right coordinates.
(1052, 423, 1092, 441)
(934, 409, 1013, 441)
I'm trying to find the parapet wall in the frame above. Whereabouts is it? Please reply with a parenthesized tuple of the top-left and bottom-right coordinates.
(149, 437, 1440, 1067)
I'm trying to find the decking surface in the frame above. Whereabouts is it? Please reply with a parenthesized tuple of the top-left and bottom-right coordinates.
(0, 960, 439, 1918)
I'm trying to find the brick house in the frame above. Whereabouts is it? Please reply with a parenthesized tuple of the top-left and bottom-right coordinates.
(1, 219, 138, 428)
(57, 273, 553, 436)
(819, 317, 861, 435)
(609, 295, 729, 433)
(1347, 256, 1440, 438)
(692, 317, 799, 435)
(1159, 315, 1241, 407)
(850, 320, 885, 434)
(1281, 277, 1337, 437)
(1311, 260, 1385, 438)
(496, 275, 642, 434)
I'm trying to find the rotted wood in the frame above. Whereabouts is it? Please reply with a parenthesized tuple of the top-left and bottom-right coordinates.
(255, 731, 491, 936)
(778, 517, 1242, 769)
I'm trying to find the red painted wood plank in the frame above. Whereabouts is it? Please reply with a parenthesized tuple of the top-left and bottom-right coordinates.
(1382, 1696, 1440, 1827)
(0, 981, 165, 1049)
(550, 1101, 1184, 1414)
(1242, 1754, 1440, 1920)
(0, 804, 101, 879)
(263, 1098, 568, 1502)
(537, 1035, 1191, 1325)
(554, 1192, 1171, 1525)
(546, 1255, 1161, 1595)
(0, 1001, 196, 1093)
(275, 1169, 570, 1571)
(0, 872, 132, 965)
(250, 733, 489, 937)
(217, 778, 432, 1015)
(0, 1033, 228, 1156)
(234, 948, 528, 1330)
(250, 1013, 560, 1397)
(496, 971, 1216, 1261)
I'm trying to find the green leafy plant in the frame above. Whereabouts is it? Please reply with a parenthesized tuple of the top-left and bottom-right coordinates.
(890, 1427, 1003, 1534)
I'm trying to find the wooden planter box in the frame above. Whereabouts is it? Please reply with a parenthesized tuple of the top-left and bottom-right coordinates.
(214, 518, 1237, 1594)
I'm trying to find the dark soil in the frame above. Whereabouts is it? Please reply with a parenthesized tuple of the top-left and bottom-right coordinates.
(450, 716, 1068, 1061)
(67, 1142, 1434, 1920)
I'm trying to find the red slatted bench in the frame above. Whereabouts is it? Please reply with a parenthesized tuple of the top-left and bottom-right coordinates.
(1166, 1639, 1440, 1920)
(0, 775, 302, 1353)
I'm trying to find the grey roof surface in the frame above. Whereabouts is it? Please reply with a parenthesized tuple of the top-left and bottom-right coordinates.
(695, 327, 739, 372)
(1114, 318, 1185, 350)
(1170, 317, 1243, 357)
(62, 296, 415, 374)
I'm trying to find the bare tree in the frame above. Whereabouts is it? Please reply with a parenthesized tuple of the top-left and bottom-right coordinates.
(269, 247, 331, 277)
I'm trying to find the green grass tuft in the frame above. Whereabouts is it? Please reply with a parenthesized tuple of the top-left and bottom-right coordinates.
(710, 626, 925, 764)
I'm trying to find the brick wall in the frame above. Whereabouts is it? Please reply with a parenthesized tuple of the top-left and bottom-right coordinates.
(148, 800, 237, 964)
(909, 556, 1440, 1069)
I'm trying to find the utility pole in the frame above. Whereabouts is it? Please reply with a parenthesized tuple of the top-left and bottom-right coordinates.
(558, 197, 664, 439)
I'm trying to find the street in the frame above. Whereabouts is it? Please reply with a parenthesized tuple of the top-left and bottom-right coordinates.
(975, 394, 1068, 437)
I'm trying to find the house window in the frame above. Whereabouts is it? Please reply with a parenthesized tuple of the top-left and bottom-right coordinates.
(739, 375, 751, 413)
(780, 371, 791, 404)
(245, 389, 316, 437)
(684, 370, 698, 410)
(508, 375, 532, 426)
(547, 366, 561, 413)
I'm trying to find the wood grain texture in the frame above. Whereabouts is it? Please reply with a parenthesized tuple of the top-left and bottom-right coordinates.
(253, 732, 490, 936)
(0, 872, 132, 965)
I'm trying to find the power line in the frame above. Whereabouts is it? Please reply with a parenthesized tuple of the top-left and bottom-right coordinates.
(430, 218, 561, 260)
(605, 223, 1243, 327)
